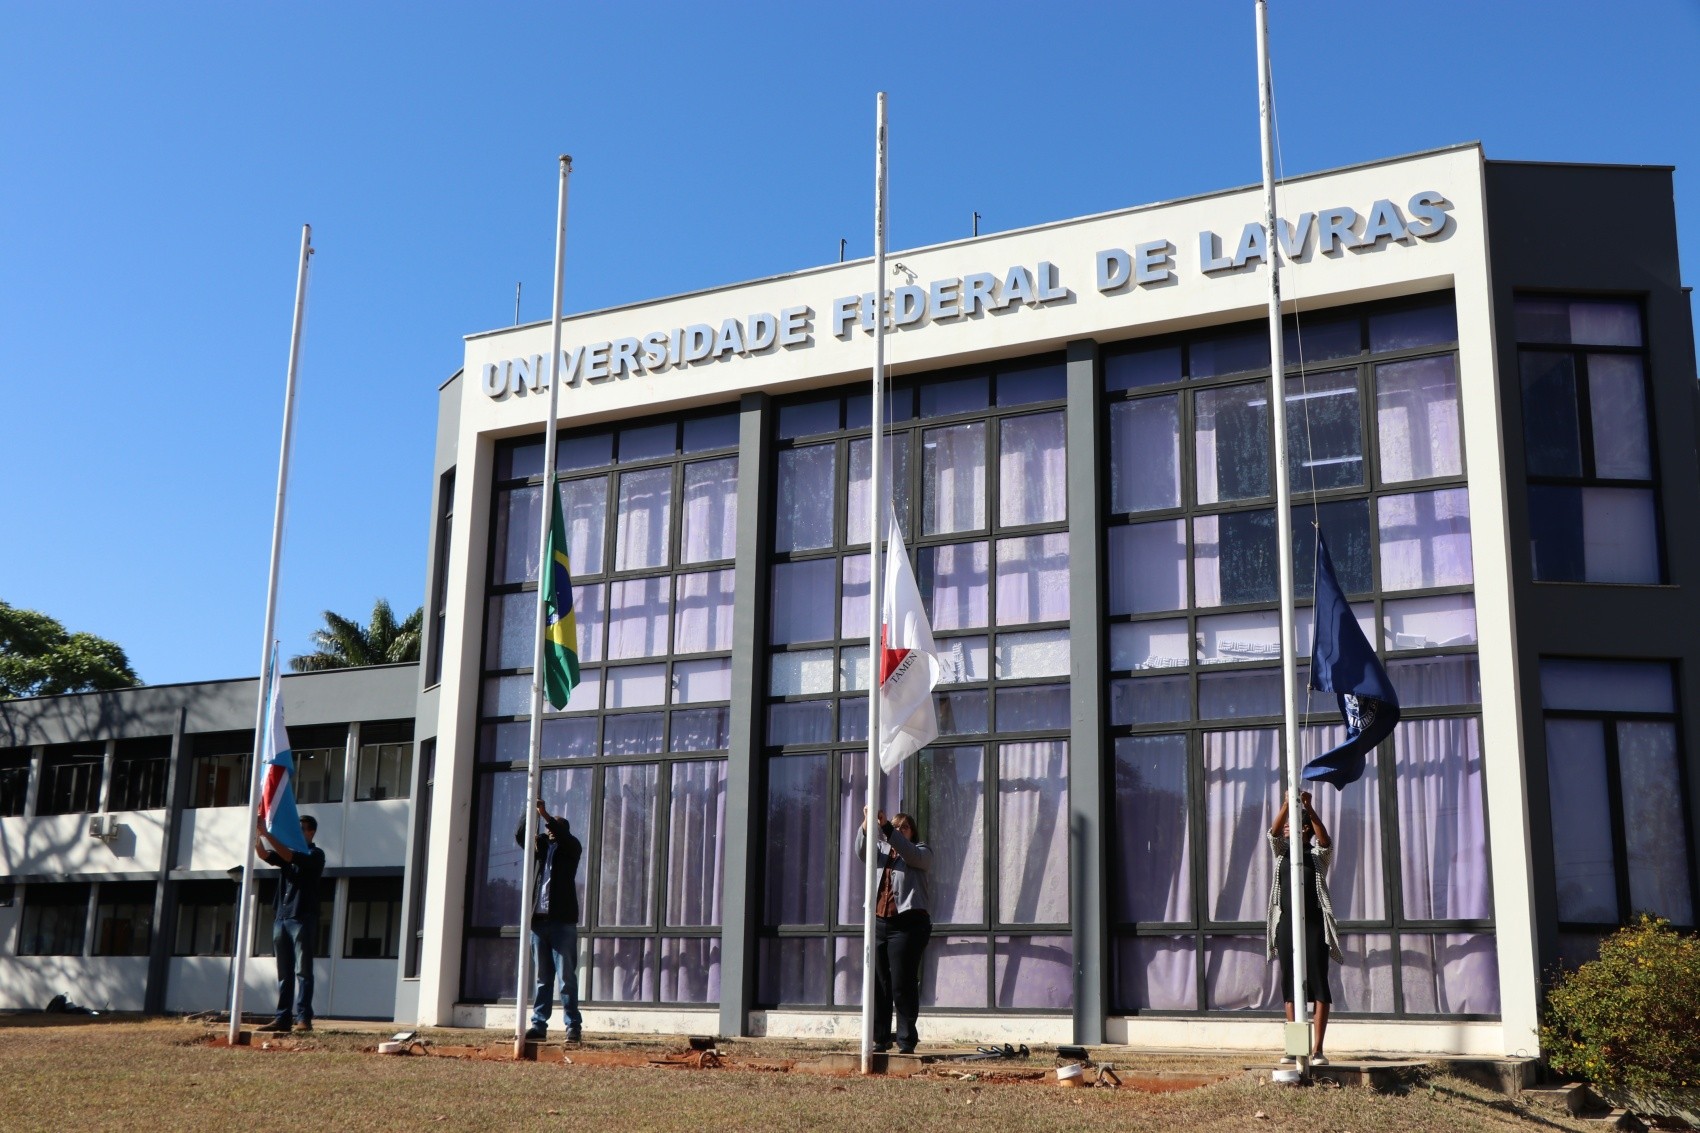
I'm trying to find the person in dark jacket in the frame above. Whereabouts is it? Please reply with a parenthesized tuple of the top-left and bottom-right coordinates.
(517, 797, 583, 1042)
(255, 814, 326, 1033)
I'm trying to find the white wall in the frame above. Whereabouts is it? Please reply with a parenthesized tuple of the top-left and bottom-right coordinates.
(0, 809, 167, 876)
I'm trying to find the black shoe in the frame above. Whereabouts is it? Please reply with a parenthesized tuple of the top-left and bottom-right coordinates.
(524, 1026, 547, 1042)
(566, 1028, 582, 1043)
(257, 1018, 292, 1033)
(897, 1045, 916, 1055)
(872, 1043, 891, 1053)
(293, 1021, 313, 1034)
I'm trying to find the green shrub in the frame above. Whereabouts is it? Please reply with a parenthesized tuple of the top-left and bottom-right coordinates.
(1541, 916, 1700, 1096)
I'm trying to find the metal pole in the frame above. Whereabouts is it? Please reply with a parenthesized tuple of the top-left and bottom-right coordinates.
(1256, 0, 1311, 1073)
(515, 155, 572, 1057)
(515, 281, 522, 326)
(860, 91, 888, 1076)
(228, 223, 313, 1047)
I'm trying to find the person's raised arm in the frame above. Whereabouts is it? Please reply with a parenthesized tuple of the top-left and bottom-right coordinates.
(1300, 792, 1330, 849)
(1270, 794, 1292, 839)
(256, 816, 293, 863)
(854, 807, 871, 861)
(884, 823, 932, 870)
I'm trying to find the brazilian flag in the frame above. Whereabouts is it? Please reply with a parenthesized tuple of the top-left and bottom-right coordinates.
(542, 475, 580, 709)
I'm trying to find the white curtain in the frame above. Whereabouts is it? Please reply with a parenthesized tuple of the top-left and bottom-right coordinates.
(997, 741, 1069, 924)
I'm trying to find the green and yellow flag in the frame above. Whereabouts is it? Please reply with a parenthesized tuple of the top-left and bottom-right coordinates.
(542, 476, 580, 709)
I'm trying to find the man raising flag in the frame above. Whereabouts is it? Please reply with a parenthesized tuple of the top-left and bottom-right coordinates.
(878, 513, 941, 771)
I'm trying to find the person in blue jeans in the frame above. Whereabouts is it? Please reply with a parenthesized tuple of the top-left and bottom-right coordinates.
(255, 813, 325, 1033)
(517, 797, 583, 1043)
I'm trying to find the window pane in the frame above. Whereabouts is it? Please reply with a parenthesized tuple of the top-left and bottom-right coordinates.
(1195, 610, 1279, 665)
(1194, 510, 1278, 606)
(1105, 344, 1182, 391)
(1395, 718, 1491, 921)
(1582, 487, 1660, 583)
(1195, 383, 1271, 504)
(1203, 729, 1281, 922)
(1110, 618, 1190, 671)
(1619, 721, 1694, 926)
(998, 411, 1066, 525)
(937, 689, 991, 735)
(1284, 314, 1361, 366)
(659, 937, 722, 1002)
(1110, 396, 1182, 514)
(1285, 370, 1362, 490)
(666, 760, 727, 927)
(485, 592, 534, 670)
(1518, 298, 1641, 347)
(1545, 719, 1618, 923)
(778, 398, 838, 439)
(1383, 594, 1476, 651)
(1112, 734, 1192, 922)
(501, 440, 545, 480)
(917, 746, 986, 924)
(998, 742, 1069, 923)
(673, 658, 731, 703)
(993, 935, 1072, 1009)
(1189, 329, 1268, 378)
(1199, 669, 1283, 719)
(775, 445, 836, 552)
(597, 763, 657, 927)
(994, 535, 1069, 624)
(493, 485, 541, 584)
(1109, 675, 1192, 725)
(1378, 489, 1472, 590)
(606, 664, 668, 708)
(574, 583, 607, 663)
(1368, 302, 1457, 352)
(847, 435, 912, 545)
(1330, 933, 1396, 1013)
(1204, 936, 1280, 1010)
(935, 636, 990, 684)
(841, 554, 870, 640)
(994, 629, 1070, 679)
(607, 577, 670, 659)
(996, 684, 1070, 731)
(614, 467, 673, 570)
(590, 936, 655, 1002)
(1292, 498, 1373, 598)
(619, 422, 675, 461)
(758, 936, 831, 1004)
(683, 412, 739, 453)
(1376, 355, 1462, 483)
(767, 701, 833, 746)
(918, 541, 989, 630)
(839, 645, 869, 692)
(922, 936, 990, 1009)
(770, 559, 837, 644)
(670, 707, 729, 753)
(556, 477, 607, 577)
(918, 374, 989, 418)
(996, 361, 1066, 406)
(674, 569, 735, 653)
(1386, 656, 1481, 707)
(1540, 659, 1674, 713)
(922, 422, 987, 534)
(764, 755, 828, 924)
(1587, 355, 1651, 480)
(1520, 352, 1583, 477)
(680, 457, 737, 562)
(1108, 520, 1188, 614)
(1400, 933, 1499, 1014)
(1528, 485, 1584, 582)
(1113, 936, 1197, 1011)
(845, 388, 914, 429)
(559, 432, 613, 471)
(770, 649, 834, 696)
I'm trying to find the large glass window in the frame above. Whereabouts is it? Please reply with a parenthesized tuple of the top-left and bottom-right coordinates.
(760, 358, 1073, 1012)
(188, 733, 253, 808)
(93, 881, 155, 956)
(109, 738, 170, 811)
(1104, 296, 1493, 1018)
(355, 722, 414, 801)
(0, 747, 28, 818)
(1541, 659, 1695, 966)
(467, 411, 736, 1005)
(19, 883, 91, 956)
(1516, 296, 1661, 584)
(38, 745, 103, 816)
(345, 877, 403, 959)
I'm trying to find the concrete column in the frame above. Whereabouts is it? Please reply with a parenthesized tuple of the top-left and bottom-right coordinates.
(23, 744, 43, 818)
(718, 391, 773, 1037)
(145, 708, 188, 1014)
(98, 739, 117, 813)
(1064, 339, 1108, 1044)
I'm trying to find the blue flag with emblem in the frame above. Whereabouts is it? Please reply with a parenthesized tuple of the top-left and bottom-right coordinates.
(1305, 533, 1401, 790)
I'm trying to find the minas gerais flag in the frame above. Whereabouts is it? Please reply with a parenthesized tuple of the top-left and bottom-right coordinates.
(543, 476, 580, 710)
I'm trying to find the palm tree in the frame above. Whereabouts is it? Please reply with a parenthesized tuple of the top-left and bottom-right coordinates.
(289, 599, 423, 672)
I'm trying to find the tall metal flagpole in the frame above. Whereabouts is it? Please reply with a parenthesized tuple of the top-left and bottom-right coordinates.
(1256, 0, 1311, 1073)
(515, 155, 573, 1057)
(228, 224, 313, 1047)
(860, 91, 888, 1077)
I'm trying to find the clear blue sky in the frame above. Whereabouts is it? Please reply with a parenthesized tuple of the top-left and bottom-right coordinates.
(3, 1, 1697, 687)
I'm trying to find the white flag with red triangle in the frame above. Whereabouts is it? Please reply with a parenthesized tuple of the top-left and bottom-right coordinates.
(879, 514, 941, 771)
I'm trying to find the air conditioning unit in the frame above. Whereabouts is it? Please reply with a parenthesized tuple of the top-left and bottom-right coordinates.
(87, 815, 117, 842)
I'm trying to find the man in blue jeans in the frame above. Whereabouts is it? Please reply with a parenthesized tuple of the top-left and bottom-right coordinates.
(255, 813, 325, 1034)
(516, 797, 583, 1043)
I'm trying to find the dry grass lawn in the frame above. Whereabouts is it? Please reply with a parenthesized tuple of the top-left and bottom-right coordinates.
(0, 1016, 1608, 1133)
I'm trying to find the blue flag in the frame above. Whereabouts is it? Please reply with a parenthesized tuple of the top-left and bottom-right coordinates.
(1305, 534, 1400, 790)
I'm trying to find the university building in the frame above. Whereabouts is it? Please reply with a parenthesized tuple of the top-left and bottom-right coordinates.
(3, 145, 1696, 1058)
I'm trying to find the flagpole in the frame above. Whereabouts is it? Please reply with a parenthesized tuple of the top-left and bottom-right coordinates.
(228, 224, 313, 1047)
(515, 155, 573, 1057)
(1255, 0, 1311, 1072)
(860, 91, 888, 1077)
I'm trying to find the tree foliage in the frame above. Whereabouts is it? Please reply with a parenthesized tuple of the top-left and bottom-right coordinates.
(289, 599, 423, 672)
(1542, 916, 1700, 1096)
(0, 600, 140, 699)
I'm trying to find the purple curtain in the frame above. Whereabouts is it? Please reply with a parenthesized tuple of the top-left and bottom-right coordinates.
(1375, 355, 1462, 483)
(775, 444, 835, 552)
(1394, 718, 1491, 921)
(994, 534, 1070, 624)
(765, 755, 828, 925)
(674, 568, 735, 653)
(1203, 729, 1282, 922)
(997, 741, 1069, 924)
(1204, 936, 1280, 1010)
(561, 475, 608, 573)
(607, 577, 670, 659)
(1545, 719, 1616, 922)
(1111, 734, 1192, 923)
(659, 936, 721, 1003)
(1110, 395, 1182, 513)
(922, 935, 990, 1009)
(591, 937, 654, 1001)
(915, 747, 984, 925)
(1618, 721, 1695, 926)
(1378, 488, 1472, 590)
(1114, 936, 1197, 1011)
(920, 541, 989, 630)
(680, 456, 737, 562)
(598, 763, 658, 927)
(922, 422, 987, 535)
(1108, 519, 1187, 615)
(666, 759, 727, 927)
(998, 410, 1066, 525)
(994, 935, 1072, 1009)
(1400, 933, 1499, 1014)
(614, 466, 672, 571)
